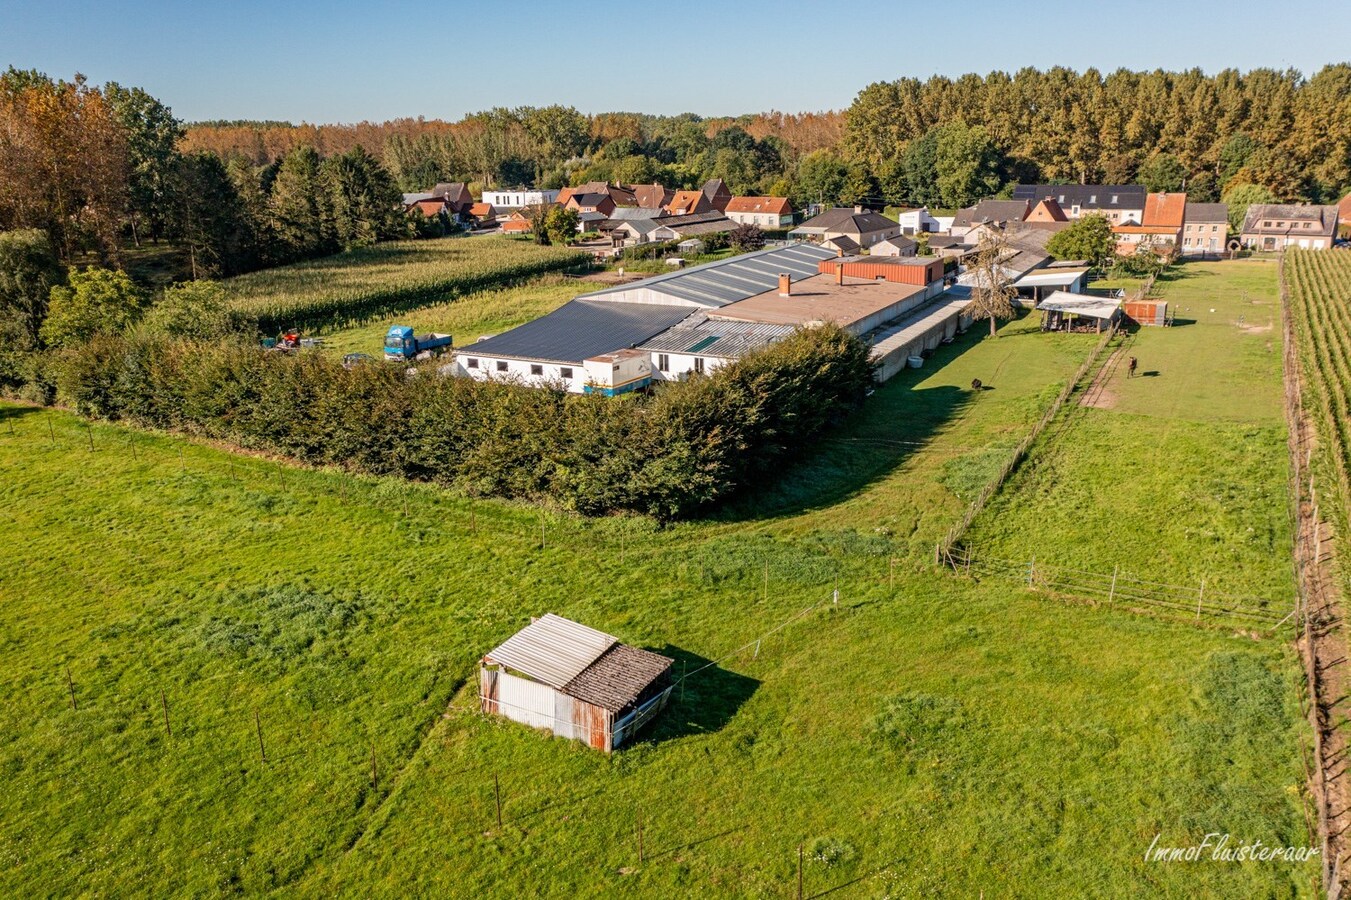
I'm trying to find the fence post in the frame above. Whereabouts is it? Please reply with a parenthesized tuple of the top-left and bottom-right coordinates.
(1028, 554, 1036, 588)
(255, 709, 266, 762)
(65, 667, 77, 711)
(1195, 577, 1206, 623)
(494, 773, 503, 828)
(797, 842, 804, 900)
(161, 688, 171, 737)
(1109, 564, 1118, 607)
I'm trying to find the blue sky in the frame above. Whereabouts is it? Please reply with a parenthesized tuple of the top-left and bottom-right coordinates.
(2, 0, 1347, 123)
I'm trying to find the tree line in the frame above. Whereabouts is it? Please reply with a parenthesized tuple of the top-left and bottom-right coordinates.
(180, 65, 1351, 211)
(0, 68, 419, 280)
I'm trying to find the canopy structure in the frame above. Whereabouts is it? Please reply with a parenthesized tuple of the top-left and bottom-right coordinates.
(1016, 268, 1090, 289)
(1037, 291, 1121, 320)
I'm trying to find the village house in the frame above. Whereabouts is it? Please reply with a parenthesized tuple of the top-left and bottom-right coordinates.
(664, 190, 713, 217)
(564, 191, 617, 217)
(1113, 192, 1185, 255)
(894, 206, 942, 235)
(481, 188, 560, 209)
(870, 236, 918, 257)
(480, 614, 674, 752)
(700, 178, 733, 212)
(468, 202, 497, 226)
(950, 200, 1031, 238)
(430, 182, 475, 216)
(1241, 204, 1340, 250)
(1011, 184, 1146, 225)
(790, 206, 903, 249)
(1180, 203, 1229, 256)
(724, 196, 794, 229)
(1338, 192, 1351, 235)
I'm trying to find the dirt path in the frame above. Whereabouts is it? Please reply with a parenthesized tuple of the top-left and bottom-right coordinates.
(1282, 258, 1349, 897)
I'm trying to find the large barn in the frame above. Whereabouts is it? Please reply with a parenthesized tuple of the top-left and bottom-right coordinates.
(480, 614, 675, 752)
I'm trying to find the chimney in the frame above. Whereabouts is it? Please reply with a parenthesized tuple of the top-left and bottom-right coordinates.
(836, 247, 844, 258)
(835, 264, 844, 285)
(778, 273, 792, 297)
(854, 205, 864, 214)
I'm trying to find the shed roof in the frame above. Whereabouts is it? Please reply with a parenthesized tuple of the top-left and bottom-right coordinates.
(578, 242, 836, 308)
(484, 614, 617, 689)
(1039, 291, 1121, 319)
(1015, 268, 1090, 287)
(460, 300, 691, 364)
(639, 313, 795, 358)
(561, 643, 674, 713)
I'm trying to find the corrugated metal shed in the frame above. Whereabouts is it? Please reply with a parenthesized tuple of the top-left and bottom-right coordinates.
(460, 300, 691, 364)
(484, 614, 617, 689)
(1039, 291, 1120, 320)
(578, 243, 835, 309)
(1016, 268, 1089, 287)
(638, 314, 795, 358)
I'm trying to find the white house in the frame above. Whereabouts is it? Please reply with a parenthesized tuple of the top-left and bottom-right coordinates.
(894, 206, 941, 236)
(638, 315, 795, 381)
(481, 188, 560, 209)
(724, 196, 794, 229)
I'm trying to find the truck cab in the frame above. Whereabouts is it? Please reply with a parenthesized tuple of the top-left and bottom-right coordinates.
(384, 325, 416, 361)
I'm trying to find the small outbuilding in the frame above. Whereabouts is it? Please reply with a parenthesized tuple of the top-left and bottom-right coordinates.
(480, 614, 675, 752)
(1038, 291, 1122, 333)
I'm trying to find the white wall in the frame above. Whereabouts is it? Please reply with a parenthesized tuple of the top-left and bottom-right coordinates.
(726, 210, 792, 228)
(451, 352, 587, 393)
(895, 208, 939, 235)
(482, 189, 560, 208)
(650, 352, 732, 381)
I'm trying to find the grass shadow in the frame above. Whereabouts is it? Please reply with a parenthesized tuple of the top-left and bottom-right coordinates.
(640, 646, 759, 745)
(0, 404, 39, 423)
(708, 325, 986, 522)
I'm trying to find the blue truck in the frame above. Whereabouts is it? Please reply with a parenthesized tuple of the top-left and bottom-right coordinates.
(383, 325, 452, 361)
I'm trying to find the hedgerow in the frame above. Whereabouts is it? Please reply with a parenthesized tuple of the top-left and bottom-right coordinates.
(52, 324, 873, 518)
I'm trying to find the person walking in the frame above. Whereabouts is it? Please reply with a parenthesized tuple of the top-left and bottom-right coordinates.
(1128, 356, 1138, 378)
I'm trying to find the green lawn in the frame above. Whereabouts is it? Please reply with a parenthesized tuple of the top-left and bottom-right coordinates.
(966, 259, 1292, 604)
(312, 276, 581, 357)
(0, 261, 1315, 896)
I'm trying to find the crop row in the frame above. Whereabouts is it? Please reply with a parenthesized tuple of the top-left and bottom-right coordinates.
(1288, 250, 1351, 522)
(222, 237, 587, 333)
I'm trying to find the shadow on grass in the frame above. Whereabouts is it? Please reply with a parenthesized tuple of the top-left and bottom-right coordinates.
(0, 404, 40, 423)
(642, 646, 758, 745)
(708, 324, 989, 522)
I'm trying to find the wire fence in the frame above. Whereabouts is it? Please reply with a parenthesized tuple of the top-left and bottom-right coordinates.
(938, 544, 1293, 632)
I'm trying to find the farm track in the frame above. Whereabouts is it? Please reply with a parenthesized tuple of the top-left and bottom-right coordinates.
(1284, 250, 1351, 896)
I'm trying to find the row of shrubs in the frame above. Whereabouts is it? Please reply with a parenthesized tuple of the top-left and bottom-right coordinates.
(50, 324, 874, 518)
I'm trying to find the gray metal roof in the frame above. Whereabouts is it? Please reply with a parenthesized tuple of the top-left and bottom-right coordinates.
(485, 614, 617, 689)
(459, 299, 691, 364)
(638, 313, 795, 358)
(578, 243, 835, 309)
(1011, 184, 1145, 209)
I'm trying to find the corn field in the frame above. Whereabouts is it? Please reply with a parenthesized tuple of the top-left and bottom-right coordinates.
(223, 237, 587, 333)
(1287, 250, 1351, 527)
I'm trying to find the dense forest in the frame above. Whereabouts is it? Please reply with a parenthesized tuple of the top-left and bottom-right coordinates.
(184, 65, 1351, 209)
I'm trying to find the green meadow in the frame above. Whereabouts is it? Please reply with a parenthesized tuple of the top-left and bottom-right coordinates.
(0, 260, 1315, 897)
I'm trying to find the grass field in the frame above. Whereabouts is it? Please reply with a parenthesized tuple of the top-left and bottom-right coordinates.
(222, 236, 585, 333)
(313, 276, 581, 357)
(966, 259, 1292, 606)
(0, 261, 1316, 896)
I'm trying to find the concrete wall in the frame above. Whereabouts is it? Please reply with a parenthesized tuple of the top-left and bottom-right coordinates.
(451, 352, 586, 393)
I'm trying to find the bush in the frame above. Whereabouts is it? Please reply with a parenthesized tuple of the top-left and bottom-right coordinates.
(51, 324, 873, 518)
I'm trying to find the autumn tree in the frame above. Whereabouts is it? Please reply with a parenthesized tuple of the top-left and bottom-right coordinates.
(965, 229, 1017, 337)
(0, 69, 129, 259)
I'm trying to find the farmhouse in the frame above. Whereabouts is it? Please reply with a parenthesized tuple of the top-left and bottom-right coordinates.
(480, 614, 674, 752)
(1011, 184, 1146, 224)
(1240, 204, 1339, 251)
(724, 196, 794, 228)
(1181, 202, 1228, 255)
(790, 207, 903, 249)
(665, 190, 713, 216)
(700, 178, 733, 212)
